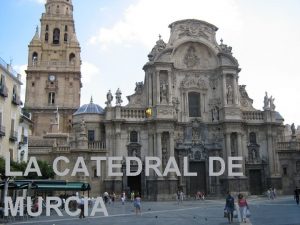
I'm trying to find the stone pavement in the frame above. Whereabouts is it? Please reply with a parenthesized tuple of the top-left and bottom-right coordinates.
(2, 196, 300, 225)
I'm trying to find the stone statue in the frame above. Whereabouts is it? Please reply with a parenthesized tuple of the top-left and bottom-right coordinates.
(226, 85, 233, 104)
(184, 46, 199, 68)
(212, 107, 219, 121)
(115, 88, 123, 106)
(263, 92, 269, 109)
(269, 96, 275, 111)
(291, 123, 296, 136)
(105, 90, 113, 107)
(160, 81, 168, 104)
(80, 119, 86, 134)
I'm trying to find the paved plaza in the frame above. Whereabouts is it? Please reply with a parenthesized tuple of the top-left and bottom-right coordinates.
(3, 196, 300, 225)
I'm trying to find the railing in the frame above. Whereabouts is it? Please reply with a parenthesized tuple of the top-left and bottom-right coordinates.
(277, 141, 300, 151)
(56, 146, 70, 152)
(9, 131, 18, 142)
(28, 60, 79, 69)
(242, 111, 264, 121)
(121, 108, 146, 119)
(0, 125, 5, 136)
(0, 57, 19, 78)
(88, 141, 106, 150)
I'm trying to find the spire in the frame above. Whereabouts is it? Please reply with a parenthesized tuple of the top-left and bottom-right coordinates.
(30, 26, 40, 43)
(90, 96, 93, 104)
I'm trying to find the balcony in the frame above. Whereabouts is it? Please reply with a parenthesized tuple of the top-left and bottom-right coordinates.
(19, 135, 28, 145)
(9, 131, 18, 142)
(12, 95, 22, 105)
(0, 125, 5, 137)
(0, 85, 8, 98)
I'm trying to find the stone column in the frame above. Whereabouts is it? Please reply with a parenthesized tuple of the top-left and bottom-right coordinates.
(225, 132, 231, 176)
(237, 133, 245, 175)
(267, 132, 275, 176)
(156, 131, 163, 176)
(232, 74, 238, 105)
(148, 73, 152, 106)
(168, 71, 172, 105)
(169, 131, 176, 179)
(222, 73, 227, 106)
(156, 71, 160, 105)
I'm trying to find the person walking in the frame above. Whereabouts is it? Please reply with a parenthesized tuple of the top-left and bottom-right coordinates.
(294, 187, 299, 205)
(78, 197, 85, 219)
(238, 194, 249, 223)
(180, 191, 184, 203)
(225, 192, 235, 224)
(133, 195, 141, 215)
(121, 191, 126, 205)
(131, 191, 135, 202)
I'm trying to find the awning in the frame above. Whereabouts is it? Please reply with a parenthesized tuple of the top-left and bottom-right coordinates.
(0, 180, 91, 191)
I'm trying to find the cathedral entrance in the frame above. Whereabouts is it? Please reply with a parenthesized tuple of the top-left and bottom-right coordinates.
(127, 174, 141, 196)
(249, 169, 263, 195)
(189, 161, 207, 195)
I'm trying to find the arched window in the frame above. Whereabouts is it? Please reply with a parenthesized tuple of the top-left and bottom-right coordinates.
(32, 52, 38, 63)
(53, 28, 60, 44)
(188, 92, 201, 117)
(249, 132, 257, 144)
(45, 32, 48, 42)
(64, 33, 68, 42)
(69, 53, 75, 64)
(130, 131, 138, 143)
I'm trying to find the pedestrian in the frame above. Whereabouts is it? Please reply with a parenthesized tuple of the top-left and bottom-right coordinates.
(273, 187, 276, 199)
(78, 196, 85, 219)
(294, 187, 299, 205)
(267, 189, 271, 200)
(133, 195, 141, 215)
(112, 192, 116, 204)
(176, 190, 180, 204)
(121, 191, 126, 205)
(225, 192, 235, 224)
(131, 191, 135, 201)
(238, 194, 249, 223)
(180, 191, 184, 203)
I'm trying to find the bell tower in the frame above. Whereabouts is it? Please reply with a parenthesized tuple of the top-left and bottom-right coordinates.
(25, 0, 81, 136)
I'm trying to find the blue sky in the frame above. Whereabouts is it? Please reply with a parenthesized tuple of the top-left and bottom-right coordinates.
(0, 0, 299, 127)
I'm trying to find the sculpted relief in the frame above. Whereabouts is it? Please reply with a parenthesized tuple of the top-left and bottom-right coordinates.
(173, 43, 217, 70)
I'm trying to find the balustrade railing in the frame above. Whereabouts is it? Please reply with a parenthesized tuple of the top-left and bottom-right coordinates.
(88, 141, 106, 150)
(242, 111, 264, 120)
(121, 108, 146, 119)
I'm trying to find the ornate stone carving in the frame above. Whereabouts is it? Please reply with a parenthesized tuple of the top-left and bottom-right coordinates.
(148, 35, 166, 61)
(209, 74, 219, 90)
(183, 46, 199, 68)
(226, 85, 233, 105)
(263, 92, 276, 111)
(239, 85, 255, 110)
(178, 23, 209, 40)
(134, 82, 144, 94)
(180, 74, 207, 90)
(219, 39, 232, 55)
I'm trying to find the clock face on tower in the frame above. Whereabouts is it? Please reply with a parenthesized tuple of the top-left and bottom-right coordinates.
(49, 75, 56, 81)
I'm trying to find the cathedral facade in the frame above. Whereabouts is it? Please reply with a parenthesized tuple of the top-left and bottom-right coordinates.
(27, 0, 295, 200)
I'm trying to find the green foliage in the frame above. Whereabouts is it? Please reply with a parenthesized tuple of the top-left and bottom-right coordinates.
(0, 157, 54, 180)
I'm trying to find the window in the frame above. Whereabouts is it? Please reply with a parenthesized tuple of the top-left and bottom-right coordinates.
(69, 53, 75, 64)
(65, 25, 68, 31)
(249, 132, 257, 144)
(64, 33, 68, 42)
(12, 85, 17, 100)
(46, 25, 49, 31)
(45, 32, 48, 42)
(48, 92, 55, 105)
(283, 166, 287, 176)
(32, 52, 38, 64)
(53, 28, 60, 44)
(32, 82, 35, 87)
(9, 149, 13, 161)
(88, 130, 95, 142)
(130, 131, 138, 143)
(188, 92, 201, 117)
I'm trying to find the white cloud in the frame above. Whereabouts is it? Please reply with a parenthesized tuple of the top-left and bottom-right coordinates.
(88, 0, 241, 49)
(81, 61, 101, 104)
